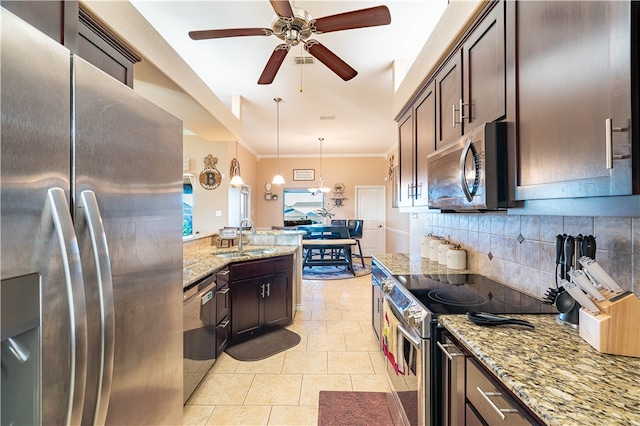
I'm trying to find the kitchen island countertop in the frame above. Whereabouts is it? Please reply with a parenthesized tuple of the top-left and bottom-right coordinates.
(183, 245, 298, 289)
(439, 314, 640, 425)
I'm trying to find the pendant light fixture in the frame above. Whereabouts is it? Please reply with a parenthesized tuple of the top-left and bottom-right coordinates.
(308, 137, 331, 194)
(271, 97, 286, 185)
(229, 141, 244, 186)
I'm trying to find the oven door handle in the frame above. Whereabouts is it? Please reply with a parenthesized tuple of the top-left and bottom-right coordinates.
(397, 324, 421, 349)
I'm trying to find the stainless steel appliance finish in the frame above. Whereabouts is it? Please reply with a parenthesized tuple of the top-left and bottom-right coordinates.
(1, 9, 184, 425)
(427, 122, 508, 211)
(382, 270, 555, 426)
(437, 334, 466, 426)
(382, 276, 431, 426)
(370, 261, 386, 345)
(183, 274, 217, 404)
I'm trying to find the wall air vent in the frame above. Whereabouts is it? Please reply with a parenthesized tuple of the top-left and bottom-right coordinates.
(294, 56, 315, 65)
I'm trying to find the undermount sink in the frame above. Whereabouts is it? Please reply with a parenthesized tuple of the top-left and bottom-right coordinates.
(215, 248, 277, 258)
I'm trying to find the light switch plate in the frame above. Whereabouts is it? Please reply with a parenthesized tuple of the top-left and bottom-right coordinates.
(215, 210, 222, 217)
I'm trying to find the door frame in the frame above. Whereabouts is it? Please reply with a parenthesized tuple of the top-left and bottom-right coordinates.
(354, 185, 386, 256)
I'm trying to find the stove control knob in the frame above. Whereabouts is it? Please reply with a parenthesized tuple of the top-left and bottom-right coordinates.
(403, 306, 416, 322)
(408, 310, 423, 328)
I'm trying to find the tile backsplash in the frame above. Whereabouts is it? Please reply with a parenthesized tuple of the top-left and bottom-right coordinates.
(412, 213, 639, 299)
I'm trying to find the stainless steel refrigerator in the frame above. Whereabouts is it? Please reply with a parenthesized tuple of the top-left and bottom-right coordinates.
(1, 9, 184, 425)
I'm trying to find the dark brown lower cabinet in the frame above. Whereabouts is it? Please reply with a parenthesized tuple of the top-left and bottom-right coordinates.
(465, 358, 536, 425)
(229, 255, 293, 343)
(439, 331, 543, 425)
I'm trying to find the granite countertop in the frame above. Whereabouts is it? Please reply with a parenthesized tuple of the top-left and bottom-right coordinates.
(371, 252, 472, 275)
(183, 245, 298, 289)
(439, 315, 640, 425)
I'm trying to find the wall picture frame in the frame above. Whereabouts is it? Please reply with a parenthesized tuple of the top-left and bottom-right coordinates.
(293, 169, 315, 181)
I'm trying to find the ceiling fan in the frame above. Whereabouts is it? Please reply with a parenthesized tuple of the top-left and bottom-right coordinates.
(188, 0, 391, 84)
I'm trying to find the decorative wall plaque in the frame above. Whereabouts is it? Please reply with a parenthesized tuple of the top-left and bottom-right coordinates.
(199, 154, 222, 190)
(293, 169, 315, 181)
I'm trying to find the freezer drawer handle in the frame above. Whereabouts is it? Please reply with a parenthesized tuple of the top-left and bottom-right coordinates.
(47, 188, 88, 425)
(80, 190, 115, 425)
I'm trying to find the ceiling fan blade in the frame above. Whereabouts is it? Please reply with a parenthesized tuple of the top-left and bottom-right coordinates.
(311, 5, 391, 34)
(189, 28, 272, 40)
(270, 0, 294, 19)
(258, 44, 290, 85)
(304, 40, 357, 81)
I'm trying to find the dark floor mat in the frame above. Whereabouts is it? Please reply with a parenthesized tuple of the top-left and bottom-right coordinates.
(224, 327, 301, 361)
(317, 391, 396, 426)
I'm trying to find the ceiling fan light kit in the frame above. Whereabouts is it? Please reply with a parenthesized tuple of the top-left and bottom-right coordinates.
(188, 0, 391, 85)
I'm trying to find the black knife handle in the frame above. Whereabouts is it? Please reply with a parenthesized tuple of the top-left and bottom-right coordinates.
(563, 235, 575, 279)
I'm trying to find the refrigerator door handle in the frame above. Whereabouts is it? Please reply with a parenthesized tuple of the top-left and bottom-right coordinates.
(80, 190, 115, 425)
(46, 188, 88, 425)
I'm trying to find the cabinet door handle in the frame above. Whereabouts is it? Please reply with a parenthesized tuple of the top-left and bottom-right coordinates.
(260, 284, 265, 298)
(605, 118, 626, 169)
(453, 99, 469, 128)
(266, 282, 271, 297)
(218, 319, 230, 328)
(217, 287, 229, 295)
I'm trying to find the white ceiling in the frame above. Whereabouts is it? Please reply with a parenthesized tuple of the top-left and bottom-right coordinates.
(130, 0, 447, 157)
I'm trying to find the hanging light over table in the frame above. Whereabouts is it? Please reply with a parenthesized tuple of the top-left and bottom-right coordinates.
(229, 141, 244, 186)
(308, 137, 331, 194)
(272, 97, 286, 185)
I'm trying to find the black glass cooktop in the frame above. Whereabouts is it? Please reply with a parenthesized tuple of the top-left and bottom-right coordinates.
(392, 273, 556, 316)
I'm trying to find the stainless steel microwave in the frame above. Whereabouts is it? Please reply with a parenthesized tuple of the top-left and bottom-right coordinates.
(427, 122, 508, 211)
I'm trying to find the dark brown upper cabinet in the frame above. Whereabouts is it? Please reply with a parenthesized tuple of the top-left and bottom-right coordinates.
(398, 83, 436, 208)
(1, 1, 139, 88)
(397, 110, 414, 207)
(1, 1, 78, 48)
(514, 1, 637, 200)
(435, 52, 463, 149)
(463, 0, 506, 129)
(78, 8, 140, 88)
(436, 1, 506, 150)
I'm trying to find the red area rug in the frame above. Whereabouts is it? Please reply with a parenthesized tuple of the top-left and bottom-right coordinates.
(317, 391, 396, 426)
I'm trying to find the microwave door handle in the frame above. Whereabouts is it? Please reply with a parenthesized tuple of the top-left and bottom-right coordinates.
(459, 138, 474, 202)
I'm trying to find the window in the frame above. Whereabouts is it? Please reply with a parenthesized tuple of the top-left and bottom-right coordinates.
(183, 178, 193, 237)
(283, 189, 324, 224)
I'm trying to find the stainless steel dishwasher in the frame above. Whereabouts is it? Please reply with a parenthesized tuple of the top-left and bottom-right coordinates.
(183, 273, 216, 404)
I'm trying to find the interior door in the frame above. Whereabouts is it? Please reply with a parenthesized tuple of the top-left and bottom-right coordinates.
(355, 186, 386, 256)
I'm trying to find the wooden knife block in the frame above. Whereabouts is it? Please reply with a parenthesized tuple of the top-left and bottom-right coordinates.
(578, 290, 640, 358)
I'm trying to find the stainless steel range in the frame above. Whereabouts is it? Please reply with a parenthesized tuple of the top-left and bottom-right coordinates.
(374, 260, 555, 426)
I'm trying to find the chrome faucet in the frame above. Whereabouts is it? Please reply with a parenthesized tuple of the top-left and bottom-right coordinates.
(238, 218, 255, 251)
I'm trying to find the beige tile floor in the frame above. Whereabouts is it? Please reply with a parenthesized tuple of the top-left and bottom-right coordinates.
(183, 271, 390, 425)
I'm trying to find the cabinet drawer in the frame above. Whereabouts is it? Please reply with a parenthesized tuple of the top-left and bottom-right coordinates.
(229, 255, 292, 281)
(216, 283, 229, 324)
(216, 315, 230, 357)
(466, 359, 529, 425)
